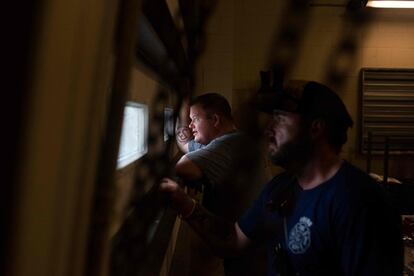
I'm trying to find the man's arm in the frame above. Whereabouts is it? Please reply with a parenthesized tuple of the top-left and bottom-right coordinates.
(175, 155, 203, 180)
(160, 178, 251, 257)
(176, 125, 192, 153)
(176, 100, 192, 153)
(185, 200, 252, 257)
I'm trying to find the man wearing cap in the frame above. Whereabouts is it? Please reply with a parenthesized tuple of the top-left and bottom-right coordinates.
(162, 81, 403, 275)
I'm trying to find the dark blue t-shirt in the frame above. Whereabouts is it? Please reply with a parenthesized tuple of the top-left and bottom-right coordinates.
(238, 161, 403, 276)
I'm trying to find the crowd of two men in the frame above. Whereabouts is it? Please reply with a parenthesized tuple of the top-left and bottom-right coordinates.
(162, 81, 403, 276)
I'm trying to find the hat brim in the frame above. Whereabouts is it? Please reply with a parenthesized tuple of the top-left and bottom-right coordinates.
(254, 92, 300, 114)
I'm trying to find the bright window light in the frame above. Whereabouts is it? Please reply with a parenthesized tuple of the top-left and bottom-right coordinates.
(366, 0, 414, 8)
(117, 102, 148, 169)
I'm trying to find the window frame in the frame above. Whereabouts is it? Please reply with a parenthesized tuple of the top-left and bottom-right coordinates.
(117, 102, 148, 169)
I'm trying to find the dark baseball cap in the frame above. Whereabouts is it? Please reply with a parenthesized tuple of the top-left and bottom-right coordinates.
(254, 80, 353, 128)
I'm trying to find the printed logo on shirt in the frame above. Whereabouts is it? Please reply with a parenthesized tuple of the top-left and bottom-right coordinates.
(288, 216, 313, 254)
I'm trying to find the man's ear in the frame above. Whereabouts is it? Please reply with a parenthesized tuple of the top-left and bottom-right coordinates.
(212, 114, 220, 127)
(310, 119, 326, 139)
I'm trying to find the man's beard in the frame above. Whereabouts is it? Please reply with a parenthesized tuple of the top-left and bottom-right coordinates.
(268, 134, 314, 171)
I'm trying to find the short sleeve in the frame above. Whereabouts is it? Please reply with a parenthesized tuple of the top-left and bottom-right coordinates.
(188, 139, 203, 152)
(185, 139, 233, 186)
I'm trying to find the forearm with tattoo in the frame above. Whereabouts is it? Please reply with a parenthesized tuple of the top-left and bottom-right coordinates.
(184, 202, 240, 257)
(176, 125, 192, 144)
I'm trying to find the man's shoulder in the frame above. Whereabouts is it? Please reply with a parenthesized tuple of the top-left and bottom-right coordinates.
(204, 131, 248, 151)
(213, 130, 245, 143)
(338, 161, 380, 191)
(330, 161, 387, 208)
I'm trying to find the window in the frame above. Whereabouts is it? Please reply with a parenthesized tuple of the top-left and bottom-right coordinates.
(117, 102, 148, 169)
(360, 68, 414, 154)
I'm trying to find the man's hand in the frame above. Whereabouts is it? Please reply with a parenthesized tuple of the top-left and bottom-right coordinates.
(160, 178, 195, 217)
(159, 178, 251, 258)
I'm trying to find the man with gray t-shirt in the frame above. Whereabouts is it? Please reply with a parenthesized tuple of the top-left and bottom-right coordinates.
(172, 93, 265, 276)
(185, 131, 258, 220)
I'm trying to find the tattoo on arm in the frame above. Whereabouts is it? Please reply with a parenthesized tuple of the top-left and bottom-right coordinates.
(176, 126, 192, 144)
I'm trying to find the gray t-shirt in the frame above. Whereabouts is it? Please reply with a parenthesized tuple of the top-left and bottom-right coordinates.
(186, 131, 263, 220)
